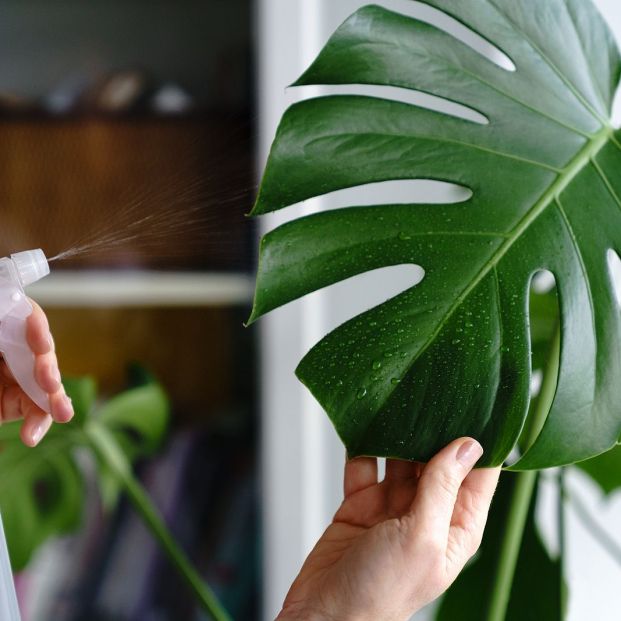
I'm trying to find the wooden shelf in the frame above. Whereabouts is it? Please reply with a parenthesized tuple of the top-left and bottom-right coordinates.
(28, 270, 254, 307)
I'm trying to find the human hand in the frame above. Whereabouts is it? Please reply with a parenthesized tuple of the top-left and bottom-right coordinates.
(277, 438, 501, 621)
(0, 300, 73, 446)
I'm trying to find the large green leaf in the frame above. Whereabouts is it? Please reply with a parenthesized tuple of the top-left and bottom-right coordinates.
(250, 0, 621, 468)
(0, 375, 169, 570)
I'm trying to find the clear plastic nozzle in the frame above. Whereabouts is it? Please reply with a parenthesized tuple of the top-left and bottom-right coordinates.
(10, 249, 49, 287)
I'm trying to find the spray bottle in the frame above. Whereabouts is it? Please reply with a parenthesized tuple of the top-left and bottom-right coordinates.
(0, 248, 52, 621)
(0, 249, 51, 414)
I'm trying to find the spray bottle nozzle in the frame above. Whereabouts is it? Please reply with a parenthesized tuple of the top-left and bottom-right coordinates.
(10, 249, 49, 287)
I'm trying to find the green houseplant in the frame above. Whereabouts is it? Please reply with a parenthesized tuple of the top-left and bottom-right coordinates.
(249, 0, 621, 617)
(0, 374, 230, 621)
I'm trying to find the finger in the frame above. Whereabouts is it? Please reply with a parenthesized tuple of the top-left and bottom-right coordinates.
(449, 467, 501, 559)
(410, 438, 484, 543)
(385, 458, 422, 482)
(0, 385, 52, 446)
(35, 350, 62, 394)
(25, 300, 53, 355)
(0, 358, 17, 386)
(20, 399, 53, 447)
(344, 455, 378, 498)
(49, 387, 73, 423)
(0, 384, 24, 422)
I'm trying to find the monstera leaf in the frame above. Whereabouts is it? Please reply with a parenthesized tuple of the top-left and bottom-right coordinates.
(0, 375, 169, 570)
(249, 0, 621, 468)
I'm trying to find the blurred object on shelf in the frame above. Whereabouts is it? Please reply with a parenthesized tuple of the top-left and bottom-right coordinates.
(43, 73, 94, 115)
(0, 1, 252, 116)
(151, 83, 194, 115)
(84, 69, 152, 115)
(0, 92, 37, 115)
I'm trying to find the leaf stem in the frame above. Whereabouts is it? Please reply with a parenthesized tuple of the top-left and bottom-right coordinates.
(85, 424, 232, 621)
(486, 325, 560, 621)
(558, 468, 567, 618)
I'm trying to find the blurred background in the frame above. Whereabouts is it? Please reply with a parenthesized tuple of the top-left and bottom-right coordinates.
(0, 1, 258, 619)
(1, 1, 621, 620)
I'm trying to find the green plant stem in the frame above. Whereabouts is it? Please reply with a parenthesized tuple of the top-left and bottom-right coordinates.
(85, 424, 232, 621)
(485, 469, 537, 621)
(558, 468, 567, 618)
(486, 325, 560, 621)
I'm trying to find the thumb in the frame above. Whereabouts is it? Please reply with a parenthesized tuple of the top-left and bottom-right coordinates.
(410, 438, 484, 541)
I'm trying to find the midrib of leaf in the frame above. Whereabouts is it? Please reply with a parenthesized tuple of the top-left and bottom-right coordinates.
(371, 125, 613, 418)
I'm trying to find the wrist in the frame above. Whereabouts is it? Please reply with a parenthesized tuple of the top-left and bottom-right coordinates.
(276, 605, 372, 621)
(275, 602, 339, 621)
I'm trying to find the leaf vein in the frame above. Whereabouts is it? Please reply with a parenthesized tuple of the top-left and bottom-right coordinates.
(562, 0, 610, 113)
(590, 157, 621, 212)
(311, 130, 561, 173)
(372, 43, 593, 139)
(381, 127, 611, 409)
(486, 0, 609, 127)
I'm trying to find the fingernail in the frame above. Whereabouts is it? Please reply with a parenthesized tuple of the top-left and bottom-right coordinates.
(54, 367, 62, 384)
(456, 440, 483, 467)
(31, 422, 45, 446)
(56, 394, 73, 421)
(63, 394, 73, 414)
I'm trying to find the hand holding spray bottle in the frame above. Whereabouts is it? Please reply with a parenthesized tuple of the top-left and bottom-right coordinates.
(0, 248, 53, 621)
(0, 249, 52, 414)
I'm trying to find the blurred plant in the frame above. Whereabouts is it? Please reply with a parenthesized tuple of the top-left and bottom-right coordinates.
(0, 373, 230, 621)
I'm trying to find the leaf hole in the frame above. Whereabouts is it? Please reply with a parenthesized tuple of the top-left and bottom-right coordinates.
(531, 269, 557, 295)
(270, 180, 472, 222)
(519, 270, 560, 455)
(506, 272, 560, 467)
(613, 79, 621, 127)
(606, 249, 621, 307)
(379, 0, 516, 72)
(33, 474, 59, 515)
(289, 84, 489, 125)
(300, 264, 425, 342)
